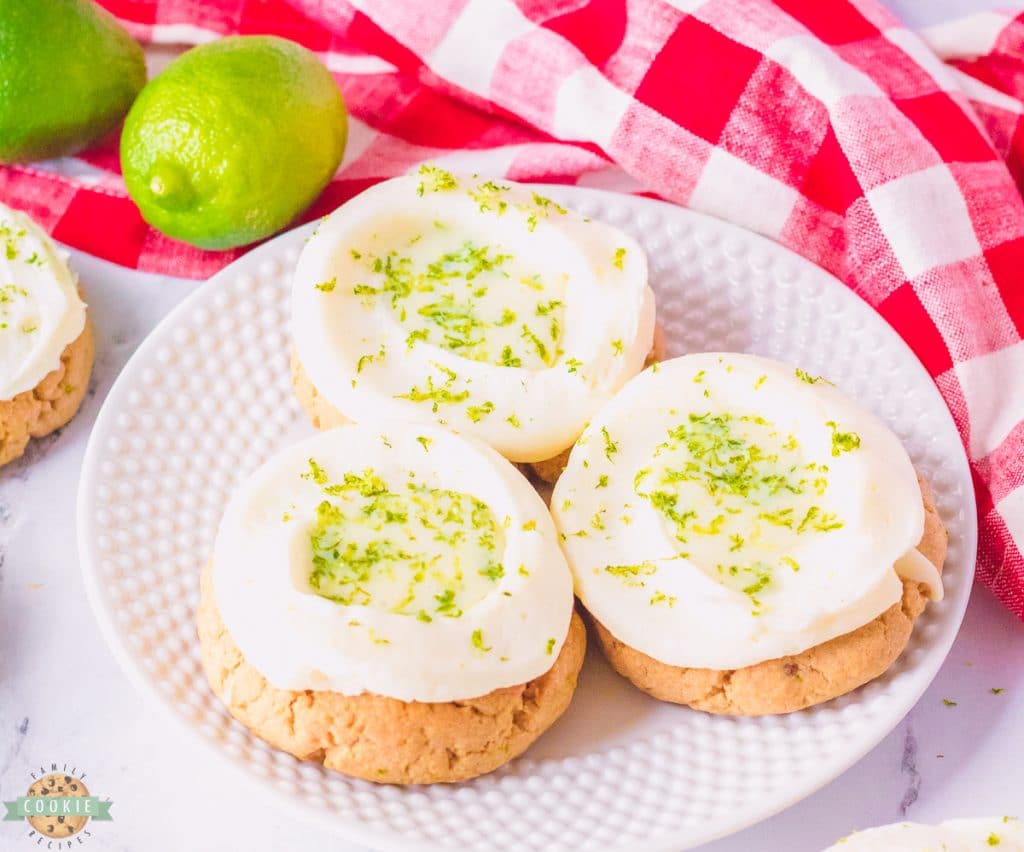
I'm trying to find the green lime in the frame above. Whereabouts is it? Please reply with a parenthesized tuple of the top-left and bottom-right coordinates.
(0, 0, 146, 162)
(121, 36, 347, 250)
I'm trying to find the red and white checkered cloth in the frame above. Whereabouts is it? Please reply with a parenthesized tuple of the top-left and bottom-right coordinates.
(2, 0, 1022, 618)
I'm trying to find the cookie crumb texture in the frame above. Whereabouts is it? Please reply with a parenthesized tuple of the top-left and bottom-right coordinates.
(0, 319, 93, 468)
(198, 563, 586, 784)
(591, 477, 948, 715)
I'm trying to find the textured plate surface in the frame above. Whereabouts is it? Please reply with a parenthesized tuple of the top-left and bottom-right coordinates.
(78, 188, 975, 852)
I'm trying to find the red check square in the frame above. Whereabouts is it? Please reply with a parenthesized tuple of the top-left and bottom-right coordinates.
(801, 125, 861, 214)
(634, 15, 762, 144)
(896, 92, 995, 163)
(773, 0, 879, 45)
(985, 237, 1024, 338)
(877, 282, 953, 375)
(52, 191, 147, 270)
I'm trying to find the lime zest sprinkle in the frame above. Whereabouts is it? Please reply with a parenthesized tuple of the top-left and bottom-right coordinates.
(535, 299, 562, 316)
(468, 179, 510, 213)
(795, 367, 828, 384)
(416, 164, 458, 195)
(303, 458, 329, 485)
(466, 401, 495, 422)
(613, 247, 626, 269)
(826, 421, 861, 456)
(356, 344, 386, 374)
(604, 562, 656, 587)
(601, 426, 618, 462)
(397, 366, 470, 412)
(315, 277, 337, 292)
(307, 467, 503, 614)
(405, 328, 429, 350)
(545, 637, 556, 655)
(416, 436, 431, 452)
(471, 629, 492, 652)
(501, 345, 522, 368)
(520, 324, 553, 365)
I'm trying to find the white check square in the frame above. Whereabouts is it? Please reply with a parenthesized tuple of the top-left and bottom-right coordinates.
(955, 340, 1024, 459)
(867, 165, 982, 279)
(689, 148, 798, 240)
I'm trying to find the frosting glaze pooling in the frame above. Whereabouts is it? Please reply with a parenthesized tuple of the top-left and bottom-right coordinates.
(291, 169, 655, 463)
(0, 203, 86, 400)
(552, 353, 942, 671)
(213, 423, 574, 703)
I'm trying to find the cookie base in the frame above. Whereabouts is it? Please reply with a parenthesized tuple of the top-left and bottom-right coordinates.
(0, 319, 94, 468)
(198, 563, 587, 784)
(588, 477, 948, 716)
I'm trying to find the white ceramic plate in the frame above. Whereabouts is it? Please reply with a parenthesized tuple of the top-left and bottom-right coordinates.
(77, 187, 975, 852)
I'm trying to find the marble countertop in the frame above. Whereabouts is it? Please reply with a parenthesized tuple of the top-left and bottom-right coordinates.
(2, 3, 1023, 849)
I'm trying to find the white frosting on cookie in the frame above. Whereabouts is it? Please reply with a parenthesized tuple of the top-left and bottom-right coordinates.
(213, 422, 574, 702)
(552, 353, 942, 671)
(822, 816, 1022, 851)
(0, 203, 85, 401)
(291, 170, 655, 463)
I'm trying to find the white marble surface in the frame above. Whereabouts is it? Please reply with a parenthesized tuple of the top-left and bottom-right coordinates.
(2, 2, 1023, 850)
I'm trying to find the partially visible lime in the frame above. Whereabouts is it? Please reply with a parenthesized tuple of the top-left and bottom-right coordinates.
(121, 36, 347, 250)
(0, 0, 146, 162)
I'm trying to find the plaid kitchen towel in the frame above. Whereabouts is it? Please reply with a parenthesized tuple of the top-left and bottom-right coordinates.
(2, 0, 1023, 618)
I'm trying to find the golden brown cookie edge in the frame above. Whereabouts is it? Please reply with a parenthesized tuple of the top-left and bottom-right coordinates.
(198, 561, 586, 784)
(0, 317, 94, 468)
(587, 477, 948, 716)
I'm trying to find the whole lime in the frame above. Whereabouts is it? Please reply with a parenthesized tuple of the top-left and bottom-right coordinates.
(0, 0, 146, 162)
(121, 36, 347, 250)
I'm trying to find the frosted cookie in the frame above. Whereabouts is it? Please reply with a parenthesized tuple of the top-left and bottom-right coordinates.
(552, 353, 946, 715)
(199, 422, 584, 783)
(823, 816, 1022, 850)
(0, 203, 92, 468)
(290, 168, 656, 474)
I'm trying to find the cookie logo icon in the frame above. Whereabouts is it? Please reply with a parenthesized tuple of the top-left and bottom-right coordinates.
(25, 774, 90, 839)
(3, 763, 112, 846)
